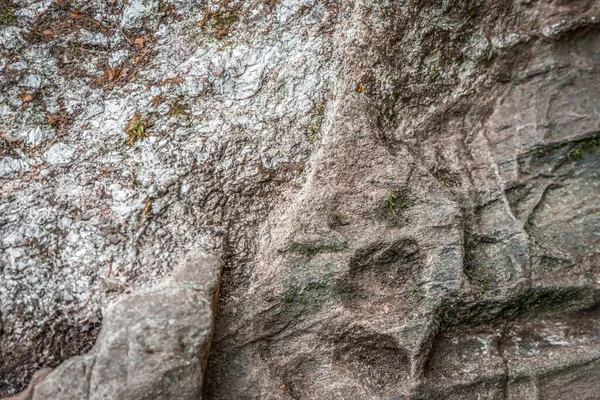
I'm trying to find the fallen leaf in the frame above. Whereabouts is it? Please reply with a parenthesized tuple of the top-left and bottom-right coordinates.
(22, 94, 33, 102)
(152, 95, 163, 107)
(105, 68, 121, 82)
(280, 384, 286, 390)
(42, 29, 53, 35)
(134, 37, 145, 47)
(142, 198, 152, 217)
(357, 84, 365, 93)
(47, 115, 60, 127)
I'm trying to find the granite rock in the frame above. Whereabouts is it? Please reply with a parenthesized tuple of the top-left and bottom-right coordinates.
(1, 0, 599, 399)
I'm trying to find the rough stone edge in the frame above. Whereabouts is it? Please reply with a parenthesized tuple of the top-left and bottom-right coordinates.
(0, 369, 53, 400)
(1, 253, 222, 400)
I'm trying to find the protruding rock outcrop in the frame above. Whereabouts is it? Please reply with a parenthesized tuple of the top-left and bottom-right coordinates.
(6, 254, 221, 400)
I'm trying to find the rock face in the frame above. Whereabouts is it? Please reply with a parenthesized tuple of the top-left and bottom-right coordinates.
(1, 0, 599, 399)
(23, 253, 220, 400)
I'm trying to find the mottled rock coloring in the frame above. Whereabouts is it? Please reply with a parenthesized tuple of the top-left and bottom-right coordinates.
(1, 0, 599, 398)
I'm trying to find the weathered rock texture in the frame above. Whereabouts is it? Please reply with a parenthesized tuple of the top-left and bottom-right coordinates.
(13, 253, 220, 400)
(1, 0, 599, 398)
(1, 369, 51, 400)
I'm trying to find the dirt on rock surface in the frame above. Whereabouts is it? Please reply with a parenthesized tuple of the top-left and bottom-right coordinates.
(1, 0, 599, 399)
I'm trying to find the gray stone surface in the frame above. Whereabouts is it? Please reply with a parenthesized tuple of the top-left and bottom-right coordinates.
(1, 0, 599, 398)
(1, 0, 328, 393)
(27, 253, 220, 400)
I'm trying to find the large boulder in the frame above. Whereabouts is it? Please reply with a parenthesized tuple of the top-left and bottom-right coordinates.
(10, 253, 221, 400)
